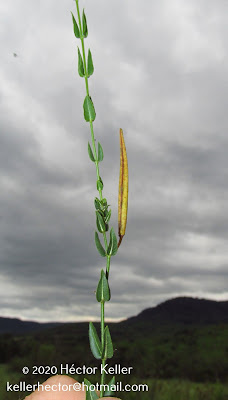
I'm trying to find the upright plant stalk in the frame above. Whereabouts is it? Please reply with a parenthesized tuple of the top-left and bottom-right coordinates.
(71, 1, 128, 398)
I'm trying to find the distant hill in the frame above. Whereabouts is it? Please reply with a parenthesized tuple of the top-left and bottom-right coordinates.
(125, 296, 228, 326)
(0, 296, 227, 335)
(0, 316, 61, 335)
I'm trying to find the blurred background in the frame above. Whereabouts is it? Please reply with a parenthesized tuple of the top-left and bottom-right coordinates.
(0, 0, 228, 399)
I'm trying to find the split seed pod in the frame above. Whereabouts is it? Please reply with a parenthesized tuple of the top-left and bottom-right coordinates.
(118, 128, 128, 247)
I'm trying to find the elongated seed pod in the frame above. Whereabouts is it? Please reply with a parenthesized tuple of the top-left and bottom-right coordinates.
(118, 128, 128, 247)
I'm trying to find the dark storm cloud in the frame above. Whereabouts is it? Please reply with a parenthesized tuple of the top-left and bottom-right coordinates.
(0, 0, 227, 321)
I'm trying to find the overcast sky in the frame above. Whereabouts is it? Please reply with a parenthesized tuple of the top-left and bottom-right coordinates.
(0, 0, 227, 323)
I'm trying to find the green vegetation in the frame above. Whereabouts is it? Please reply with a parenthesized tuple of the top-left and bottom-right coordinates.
(1, 321, 228, 399)
(1, 365, 228, 400)
(123, 379, 228, 400)
(70, 0, 129, 396)
(0, 363, 22, 400)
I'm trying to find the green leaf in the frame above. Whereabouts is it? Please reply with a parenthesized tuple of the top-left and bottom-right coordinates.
(87, 49, 94, 77)
(77, 47, 85, 77)
(83, 95, 96, 122)
(101, 198, 107, 207)
(82, 9, 88, 38)
(96, 270, 110, 302)
(71, 12, 80, 38)
(97, 142, 104, 162)
(103, 326, 114, 359)
(96, 211, 106, 233)
(104, 209, 112, 224)
(97, 178, 103, 191)
(89, 322, 102, 359)
(94, 197, 102, 210)
(107, 228, 118, 256)
(84, 379, 99, 400)
(104, 376, 116, 397)
(95, 232, 106, 257)
(88, 142, 95, 162)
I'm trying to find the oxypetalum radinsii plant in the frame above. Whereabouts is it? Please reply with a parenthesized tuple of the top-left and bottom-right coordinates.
(71, 1, 128, 399)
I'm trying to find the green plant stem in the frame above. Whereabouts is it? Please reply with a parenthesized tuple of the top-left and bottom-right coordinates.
(75, 1, 111, 395)
(75, 0, 89, 98)
(100, 301, 105, 397)
(106, 255, 111, 278)
(76, 4, 102, 200)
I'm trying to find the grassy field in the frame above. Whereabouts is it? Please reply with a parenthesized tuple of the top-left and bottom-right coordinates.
(1, 364, 228, 400)
(1, 318, 228, 399)
(0, 364, 23, 400)
(134, 379, 228, 400)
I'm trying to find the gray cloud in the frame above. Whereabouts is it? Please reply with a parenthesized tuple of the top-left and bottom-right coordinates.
(0, 0, 227, 322)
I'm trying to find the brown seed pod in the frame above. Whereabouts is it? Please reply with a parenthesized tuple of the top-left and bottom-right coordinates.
(118, 128, 128, 248)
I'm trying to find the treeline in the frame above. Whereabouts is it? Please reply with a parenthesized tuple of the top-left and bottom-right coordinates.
(1, 323, 228, 383)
